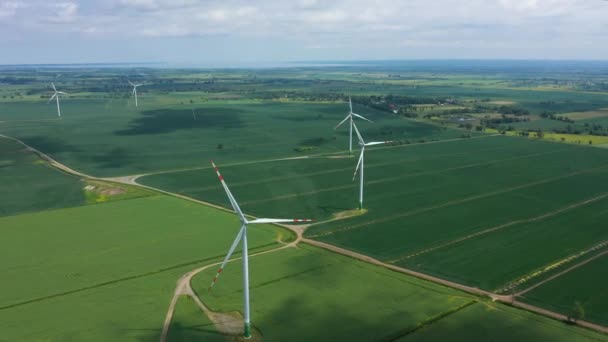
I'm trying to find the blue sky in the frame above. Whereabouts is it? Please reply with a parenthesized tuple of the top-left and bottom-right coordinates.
(1, 0, 607, 65)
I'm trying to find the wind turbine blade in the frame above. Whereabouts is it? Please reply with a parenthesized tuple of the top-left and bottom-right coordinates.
(51, 83, 57, 91)
(211, 161, 247, 223)
(352, 148, 364, 181)
(135, 83, 143, 87)
(335, 114, 350, 129)
(48, 93, 57, 103)
(352, 113, 373, 123)
(365, 141, 391, 146)
(128, 80, 135, 86)
(208, 225, 245, 290)
(57, 91, 68, 95)
(352, 122, 365, 145)
(132, 88, 136, 96)
(349, 96, 353, 113)
(248, 218, 314, 224)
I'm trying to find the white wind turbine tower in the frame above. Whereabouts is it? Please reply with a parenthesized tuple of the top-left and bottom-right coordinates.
(335, 96, 373, 154)
(352, 123, 392, 210)
(128, 80, 143, 107)
(208, 161, 313, 339)
(48, 83, 67, 117)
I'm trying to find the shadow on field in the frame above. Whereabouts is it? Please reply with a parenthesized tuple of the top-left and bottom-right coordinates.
(134, 323, 224, 342)
(92, 147, 133, 169)
(115, 107, 245, 135)
(22, 136, 81, 154)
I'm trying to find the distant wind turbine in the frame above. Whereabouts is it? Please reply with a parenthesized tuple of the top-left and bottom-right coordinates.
(48, 83, 67, 117)
(208, 161, 313, 339)
(352, 123, 392, 210)
(128, 80, 143, 107)
(335, 96, 373, 154)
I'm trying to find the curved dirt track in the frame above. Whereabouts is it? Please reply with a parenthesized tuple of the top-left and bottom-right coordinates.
(2, 134, 606, 337)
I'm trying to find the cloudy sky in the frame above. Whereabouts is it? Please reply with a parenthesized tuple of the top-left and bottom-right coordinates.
(1, 0, 607, 65)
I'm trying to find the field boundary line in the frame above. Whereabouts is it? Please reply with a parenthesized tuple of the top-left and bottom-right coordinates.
(308, 164, 608, 239)
(516, 250, 608, 297)
(496, 240, 608, 295)
(388, 192, 608, 264)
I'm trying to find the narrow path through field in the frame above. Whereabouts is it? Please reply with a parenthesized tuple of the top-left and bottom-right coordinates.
(3, 134, 606, 337)
(160, 232, 302, 342)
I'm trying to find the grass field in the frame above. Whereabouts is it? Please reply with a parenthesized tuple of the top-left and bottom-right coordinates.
(399, 302, 608, 342)
(188, 244, 606, 341)
(0, 195, 290, 341)
(521, 254, 608, 326)
(142, 135, 608, 293)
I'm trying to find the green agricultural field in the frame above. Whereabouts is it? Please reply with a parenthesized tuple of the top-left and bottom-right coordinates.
(143, 135, 608, 293)
(0, 97, 468, 177)
(167, 297, 224, 342)
(521, 254, 608, 326)
(399, 194, 608, 290)
(398, 301, 608, 342)
(0, 136, 84, 216)
(0, 195, 290, 341)
(187, 244, 606, 341)
(191, 244, 476, 341)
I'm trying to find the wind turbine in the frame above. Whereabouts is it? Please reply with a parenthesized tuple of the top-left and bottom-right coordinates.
(208, 161, 313, 339)
(128, 80, 143, 107)
(352, 123, 392, 210)
(48, 83, 67, 117)
(335, 96, 373, 154)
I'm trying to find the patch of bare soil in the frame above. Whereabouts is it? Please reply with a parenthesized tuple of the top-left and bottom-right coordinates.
(100, 188, 126, 196)
(332, 208, 367, 220)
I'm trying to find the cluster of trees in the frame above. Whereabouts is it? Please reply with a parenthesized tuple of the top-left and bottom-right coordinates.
(480, 115, 530, 129)
(540, 111, 575, 123)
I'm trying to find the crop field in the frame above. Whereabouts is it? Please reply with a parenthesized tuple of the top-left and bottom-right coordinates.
(521, 254, 608, 326)
(0, 98, 469, 177)
(0, 195, 289, 341)
(186, 244, 605, 341)
(142, 135, 608, 293)
(0, 136, 85, 216)
(191, 244, 476, 341)
(398, 301, 608, 342)
(3, 64, 608, 340)
(167, 297, 224, 342)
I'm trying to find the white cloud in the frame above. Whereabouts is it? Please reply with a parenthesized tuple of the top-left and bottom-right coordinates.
(46, 2, 79, 23)
(0, 1, 23, 18)
(1, 0, 607, 61)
